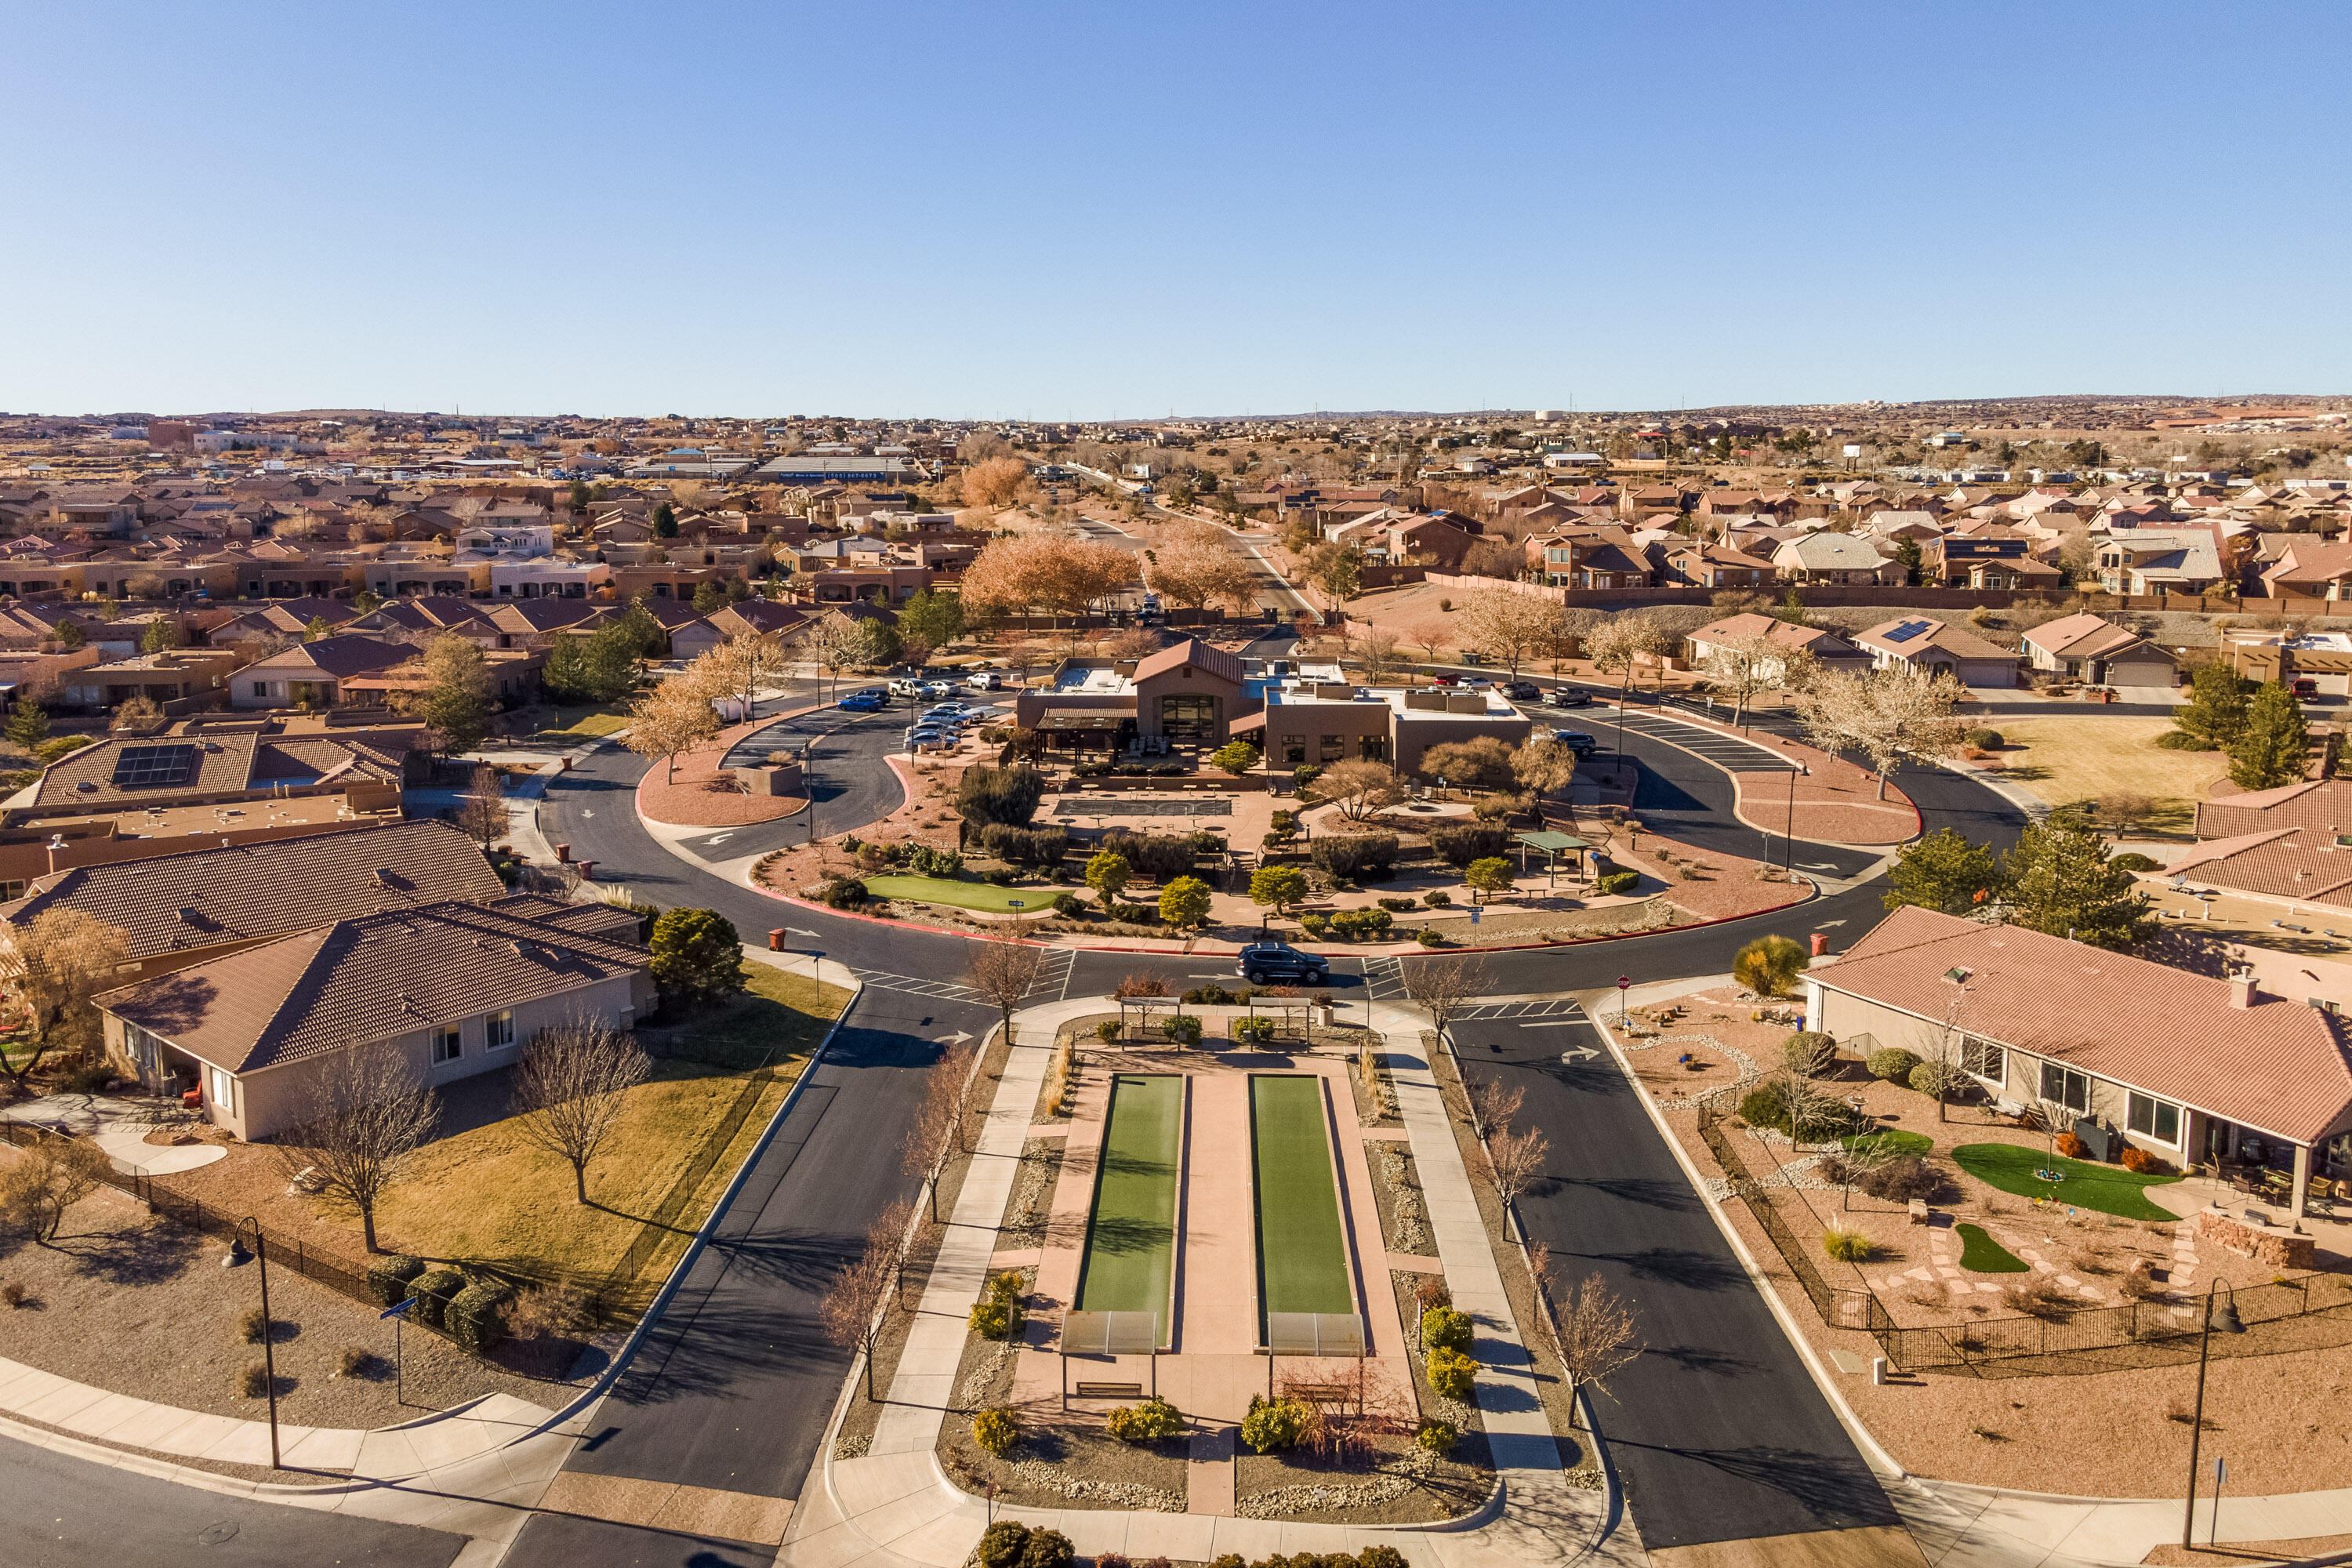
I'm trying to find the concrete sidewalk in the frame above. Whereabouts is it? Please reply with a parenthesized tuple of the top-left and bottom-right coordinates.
(779, 998, 1635, 1568)
(1896, 1475, 2352, 1568)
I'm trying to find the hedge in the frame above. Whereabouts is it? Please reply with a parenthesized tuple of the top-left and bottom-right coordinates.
(366, 1254, 427, 1308)
(410, 1268, 466, 1330)
(448, 1281, 513, 1353)
(1430, 822, 1512, 867)
(978, 822, 1068, 867)
(1310, 833, 1399, 880)
(1595, 870, 1642, 895)
(1100, 830, 1196, 881)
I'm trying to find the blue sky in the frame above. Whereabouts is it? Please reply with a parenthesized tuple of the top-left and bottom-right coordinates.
(5, 1, 2346, 419)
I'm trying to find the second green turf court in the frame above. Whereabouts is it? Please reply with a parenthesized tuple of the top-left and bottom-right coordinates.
(1250, 1073, 1359, 1335)
(1074, 1073, 1185, 1344)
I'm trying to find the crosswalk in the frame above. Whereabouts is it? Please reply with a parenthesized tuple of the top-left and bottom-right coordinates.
(844, 967, 990, 1004)
(1027, 948, 1075, 1000)
(1454, 998, 1586, 1022)
(1608, 709, 1798, 773)
(1362, 954, 1409, 1000)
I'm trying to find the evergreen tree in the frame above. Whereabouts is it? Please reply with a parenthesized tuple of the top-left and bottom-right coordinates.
(140, 615, 182, 653)
(417, 633, 491, 753)
(1776, 586, 1809, 626)
(2171, 662, 2251, 750)
(303, 615, 331, 641)
(1883, 827, 2000, 914)
(2227, 681, 2309, 790)
(653, 503, 679, 539)
(2001, 818, 2152, 951)
(6, 699, 49, 753)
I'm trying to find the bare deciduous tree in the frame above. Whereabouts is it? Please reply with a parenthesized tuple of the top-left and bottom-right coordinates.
(964, 928, 1042, 1054)
(1468, 1077, 1524, 1142)
(0, 1134, 112, 1244)
(902, 1037, 976, 1221)
(456, 763, 509, 849)
(1487, 1124, 1550, 1232)
(1316, 758, 1406, 822)
(274, 1042, 441, 1253)
(1509, 735, 1580, 826)
(1793, 667, 1967, 800)
(1406, 953, 1491, 1048)
(511, 1018, 652, 1204)
(1548, 1268, 1643, 1422)
(1454, 586, 1558, 677)
(622, 674, 722, 783)
(820, 1196, 913, 1399)
(1584, 614, 1673, 705)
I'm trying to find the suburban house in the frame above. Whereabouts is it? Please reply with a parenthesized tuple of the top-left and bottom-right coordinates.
(7, 720, 414, 821)
(2019, 612, 2176, 690)
(1927, 536, 2063, 591)
(1807, 906, 2352, 1218)
(2161, 826, 2352, 919)
(1529, 527, 1653, 589)
(1853, 616, 2021, 688)
(0, 818, 504, 987)
(232, 634, 419, 710)
(2222, 630, 2352, 698)
(2095, 528, 2227, 596)
(1771, 534, 1905, 586)
(1657, 542, 1776, 590)
(2194, 778, 2352, 842)
(98, 895, 655, 1142)
(1013, 638, 1251, 752)
(2256, 543, 2352, 607)
(1684, 613, 1870, 684)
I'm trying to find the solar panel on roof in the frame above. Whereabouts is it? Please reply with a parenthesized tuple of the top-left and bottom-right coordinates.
(1882, 621, 1928, 643)
(111, 743, 199, 787)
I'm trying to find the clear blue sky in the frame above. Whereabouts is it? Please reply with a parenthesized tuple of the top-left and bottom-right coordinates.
(7, 1, 2346, 419)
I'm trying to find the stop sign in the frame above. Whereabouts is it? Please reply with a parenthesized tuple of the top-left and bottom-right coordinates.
(1617, 975, 1631, 990)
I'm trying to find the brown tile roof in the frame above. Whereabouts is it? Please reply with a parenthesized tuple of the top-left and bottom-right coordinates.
(1133, 637, 1243, 686)
(2194, 779, 2352, 841)
(1821, 906, 2352, 1145)
(1855, 616, 2019, 662)
(2020, 612, 2146, 661)
(243, 633, 417, 681)
(2165, 826, 2352, 913)
(2, 818, 503, 963)
(98, 897, 648, 1075)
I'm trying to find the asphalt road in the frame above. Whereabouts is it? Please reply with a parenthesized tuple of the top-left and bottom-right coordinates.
(0, 1432, 466, 1568)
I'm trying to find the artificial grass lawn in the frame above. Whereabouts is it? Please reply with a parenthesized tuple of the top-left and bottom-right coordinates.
(1844, 1128, 1933, 1157)
(520, 702, 634, 745)
(861, 873, 1053, 913)
(1986, 717, 2227, 837)
(1074, 1074, 1182, 1334)
(1250, 1075, 1356, 1321)
(1955, 1221, 2030, 1272)
(368, 968, 848, 1311)
(1952, 1142, 2182, 1222)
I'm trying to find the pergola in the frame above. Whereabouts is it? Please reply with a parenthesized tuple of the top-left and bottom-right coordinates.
(1515, 829, 1589, 888)
(1263, 1310, 1367, 1406)
(1036, 708, 1135, 753)
(1058, 1309, 1160, 1408)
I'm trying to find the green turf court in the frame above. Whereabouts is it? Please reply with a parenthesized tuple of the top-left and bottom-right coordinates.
(1955, 1221, 2029, 1272)
(1952, 1142, 2183, 1221)
(1074, 1074, 1183, 1336)
(859, 874, 1053, 913)
(1250, 1075, 1356, 1325)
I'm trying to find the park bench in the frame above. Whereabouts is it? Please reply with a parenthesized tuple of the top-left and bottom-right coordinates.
(1072, 1381, 1144, 1400)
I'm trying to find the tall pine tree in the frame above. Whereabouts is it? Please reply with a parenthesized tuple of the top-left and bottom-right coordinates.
(2227, 681, 2309, 790)
(2001, 818, 2152, 951)
(2171, 662, 2251, 750)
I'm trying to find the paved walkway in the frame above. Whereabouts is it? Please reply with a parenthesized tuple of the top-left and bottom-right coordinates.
(780, 999, 1635, 1568)
(0, 1094, 226, 1176)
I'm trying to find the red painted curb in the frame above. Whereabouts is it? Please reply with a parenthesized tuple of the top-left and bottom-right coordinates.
(634, 702, 831, 829)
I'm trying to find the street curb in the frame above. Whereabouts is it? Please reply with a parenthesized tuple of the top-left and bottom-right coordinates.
(1628, 702, 1925, 851)
(633, 701, 831, 830)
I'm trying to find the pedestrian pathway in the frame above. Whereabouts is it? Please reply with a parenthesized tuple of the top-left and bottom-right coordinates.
(0, 1094, 226, 1176)
(779, 999, 1635, 1568)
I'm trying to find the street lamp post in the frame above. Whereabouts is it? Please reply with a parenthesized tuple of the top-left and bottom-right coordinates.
(2182, 1282, 2245, 1548)
(229, 1218, 281, 1469)
(1784, 760, 1808, 877)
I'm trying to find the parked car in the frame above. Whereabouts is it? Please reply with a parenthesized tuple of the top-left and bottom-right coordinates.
(839, 693, 885, 713)
(967, 671, 1005, 691)
(1427, 672, 1458, 687)
(887, 678, 927, 698)
(1551, 729, 1600, 757)
(1552, 687, 1593, 708)
(918, 680, 956, 699)
(926, 702, 973, 720)
(1236, 942, 1331, 986)
(1501, 681, 1541, 701)
(905, 728, 955, 753)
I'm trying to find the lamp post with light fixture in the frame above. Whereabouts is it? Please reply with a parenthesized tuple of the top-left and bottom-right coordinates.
(2182, 1282, 2245, 1548)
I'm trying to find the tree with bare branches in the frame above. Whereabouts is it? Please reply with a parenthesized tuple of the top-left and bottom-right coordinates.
(1487, 1124, 1550, 1232)
(1454, 586, 1557, 678)
(1317, 758, 1406, 822)
(1406, 953, 1491, 1048)
(0, 1134, 112, 1244)
(1509, 735, 1579, 826)
(1547, 1268, 1643, 1422)
(902, 1038, 976, 1221)
(1467, 1077, 1524, 1142)
(1793, 666, 1966, 800)
(622, 673, 722, 784)
(273, 1042, 441, 1253)
(456, 763, 509, 849)
(1584, 614, 1672, 707)
(510, 1018, 652, 1204)
(965, 927, 1043, 1053)
(1145, 519, 1258, 612)
(820, 1195, 914, 1400)
(7, 909, 131, 1085)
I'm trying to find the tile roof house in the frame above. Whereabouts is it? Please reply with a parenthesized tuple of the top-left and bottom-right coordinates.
(2193, 779, 2352, 842)
(2095, 528, 2225, 596)
(1809, 906, 2352, 1214)
(1853, 616, 2021, 688)
(1770, 533, 1905, 586)
(12, 725, 413, 816)
(2017, 612, 2177, 689)
(1684, 613, 1870, 682)
(98, 895, 654, 1141)
(230, 633, 422, 710)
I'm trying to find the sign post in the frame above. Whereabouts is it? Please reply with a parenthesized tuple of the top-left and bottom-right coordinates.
(1617, 975, 1632, 1027)
(381, 1298, 417, 1405)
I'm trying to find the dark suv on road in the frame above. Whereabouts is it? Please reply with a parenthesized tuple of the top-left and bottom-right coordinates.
(1501, 680, 1541, 701)
(1236, 942, 1331, 985)
(1552, 729, 1600, 757)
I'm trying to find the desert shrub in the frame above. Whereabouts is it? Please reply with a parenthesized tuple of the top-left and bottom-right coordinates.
(1328, 909, 1393, 942)
(1964, 728, 2003, 750)
(2054, 1131, 2087, 1160)
(1299, 913, 1329, 938)
(1430, 822, 1511, 866)
(1095, 1019, 1121, 1043)
(1425, 1345, 1477, 1399)
(1019, 1530, 1073, 1568)
(956, 765, 1046, 828)
(1311, 833, 1399, 880)
(1359, 1549, 1408, 1568)
(410, 1268, 466, 1330)
(1867, 1047, 1922, 1083)
(1595, 870, 1642, 895)
(2120, 1145, 2173, 1175)
(1232, 1017, 1276, 1048)
(1110, 900, 1158, 924)
(1416, 1421, 1458, 1457)
(57, 1061, 112, 1094)
(1101, 830, 1196, 881)
(236, 1361, 270, 1399)
(980, 822, 1069, 868)
(1051, 891, 1083, 916)
(1377, 895, 1417, 913)
(815, 875, 869, 909)
(448, 1281, 513, 1353)
(973, 1406, 1019, 1455)
(2111, 852, 2158, 873)
(1908, 1059, 1969, 1099)
(1105, 1396, 1186, 1443)
(1855, 1155, 1955, 1203)
(1737, 1079, 1868, 1140)
(365, 1253, 427, 1308)
(978, 1523, 1032, 1568)
(238, 1305, 271, 1344)
(1822, 1227, 1872, 1262)
(1416, 927, 1446, 946)
(1420, 1306, 1474, 1354)
(1292, 764, 1323, 790)
(1781, 1031, 1836, 1078)
(1422, 890, 1453, 908)
(2004, 1276, 2076, 1321)
(1161, 1014, 1203, 1048)
(336, 1345, 372, 1377)
(2119, 1261, 2161, 1300)
(0, 1282, 26, 1309)
(980, 865, 1017, 885)
(1240, 1394, 1308, 1453)
(909, 844, 964, 877)
(2154, 730, 2217, 751)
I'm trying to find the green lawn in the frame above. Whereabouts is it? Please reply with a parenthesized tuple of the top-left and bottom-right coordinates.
(1956, 1221, 2029, 1272)
(1075, 1074, 1183, 1339)
(1844, 1128, 1933, 1157)
(517, 702, 634, 746)
(1250, 1075, 1356, 1323)
(1952, 1142, 2183, 1221)
(862, 874, 1053, 913)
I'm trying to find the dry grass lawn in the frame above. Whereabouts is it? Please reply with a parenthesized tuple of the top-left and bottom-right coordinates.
(368, 967, 848, 1311)
(1984, 717, 2229, 836)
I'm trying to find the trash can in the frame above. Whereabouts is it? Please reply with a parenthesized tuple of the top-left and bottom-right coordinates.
(1810, 932, 1830, 957)
(769, 928, 787, 952)
(555, 844, 572, 862)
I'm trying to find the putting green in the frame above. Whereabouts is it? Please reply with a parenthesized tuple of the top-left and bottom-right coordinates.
(1952, 1142, 2182, 1221)
(1955, 1222, 2029, 1272)
(1250, 1075, 1356, 1322)
(859, 874, 1050, 913)
(1075, 1075, 1182, 1335)
(1844, 1128, 1933, 1158)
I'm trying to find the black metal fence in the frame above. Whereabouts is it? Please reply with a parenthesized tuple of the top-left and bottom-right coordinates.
(1694, 1105, 2352, 1375)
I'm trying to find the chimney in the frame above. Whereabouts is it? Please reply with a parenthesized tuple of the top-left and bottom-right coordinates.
(2228, 972, 2257, 1010)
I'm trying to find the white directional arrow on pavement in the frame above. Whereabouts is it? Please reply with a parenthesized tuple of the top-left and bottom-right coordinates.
(1561, 1047, 1600, 1064)
(1814, 920, 1847, 928)
(935, 1031, 975, 1046)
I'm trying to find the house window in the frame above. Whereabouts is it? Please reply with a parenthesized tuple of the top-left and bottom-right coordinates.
(2039, 1062, 2091, 1114)
(487, 1011, 515, 1050)
(1358, 735, 1389, 762)
(2127, 1092, 2180, 1145)
(1282, 732, 1306, 764)
(1319, 733, 1346, 763)
(431, 1025, 463, 1064)
(207, 1065, 235, 1111)
(1960, 1036, 2003, 1082)
(252, 682, 268, 698)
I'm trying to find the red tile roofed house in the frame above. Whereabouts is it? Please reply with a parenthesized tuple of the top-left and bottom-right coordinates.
(96, 895, 654, 1141)
(231, 633, 418, 710)
(2019, 612, 2177, 690)
(1808, 906, 2352, 1214)
(1657, 542, 1775, 590)
(1684, 613, 1870, 682)
(2256, 542, 2352, 608)
(1853, 615, 2020, 688)
(1529, 526, 1653, 589)
(2194, 778, 2352, 841)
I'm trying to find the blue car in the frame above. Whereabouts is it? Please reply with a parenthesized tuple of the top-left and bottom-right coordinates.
(838, 694, 884, 713)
